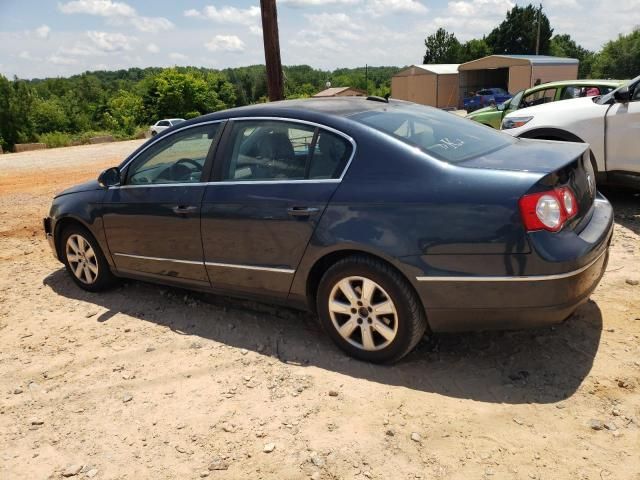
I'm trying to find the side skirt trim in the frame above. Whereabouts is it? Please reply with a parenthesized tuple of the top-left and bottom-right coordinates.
(113, 252, 295, 274)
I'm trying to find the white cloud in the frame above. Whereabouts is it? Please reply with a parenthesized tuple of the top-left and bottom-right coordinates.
(282, 0, 360, 5)
(282, 0, 427, 14)
(205, 35, 246, 53)
(48, 54, 79, 65)
(129, 16, 173, 33)
(58, 0, 135, 17)
(147, 43, 159, 53)
(249, 25, 263, 36)
(87, 31, 134, 52)
(184, 5, 261, 25)
(59, 0, 173, 33)
(367, 0, 428, 16)
(18, 51, 34, 60)
(169, 52, 188, 61)
(35, 25, 51, 39)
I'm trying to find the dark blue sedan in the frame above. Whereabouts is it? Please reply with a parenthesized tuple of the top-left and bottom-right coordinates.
(44, 97, 613, 363)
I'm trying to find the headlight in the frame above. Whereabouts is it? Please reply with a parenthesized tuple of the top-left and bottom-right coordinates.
(502, 116, 533, 129)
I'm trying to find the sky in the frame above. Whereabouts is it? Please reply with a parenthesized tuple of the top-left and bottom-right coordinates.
(0, 0, 637, 79)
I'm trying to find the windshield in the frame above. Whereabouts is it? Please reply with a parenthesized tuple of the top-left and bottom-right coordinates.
(507, 90, 524, 111)
(352, 104, 514, 164)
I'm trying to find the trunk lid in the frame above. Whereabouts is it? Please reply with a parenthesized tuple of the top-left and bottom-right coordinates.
(458, 138, 595, 230)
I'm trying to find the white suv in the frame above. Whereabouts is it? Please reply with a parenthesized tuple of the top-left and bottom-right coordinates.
(501, 75, 640, 189)
(149, 118, 185, 136)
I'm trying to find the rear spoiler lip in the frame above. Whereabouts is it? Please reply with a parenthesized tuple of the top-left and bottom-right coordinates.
(457, 139, 589, 175)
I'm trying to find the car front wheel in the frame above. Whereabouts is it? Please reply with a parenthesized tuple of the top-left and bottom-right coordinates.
(317, 256, 428, 363)
(61, 225, 116, 292)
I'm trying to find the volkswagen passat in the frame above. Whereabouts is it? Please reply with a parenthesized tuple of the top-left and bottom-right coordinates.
(44, 98, 613, 363)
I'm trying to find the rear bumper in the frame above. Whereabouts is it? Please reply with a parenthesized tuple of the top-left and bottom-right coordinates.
(412, 196, 613, 333)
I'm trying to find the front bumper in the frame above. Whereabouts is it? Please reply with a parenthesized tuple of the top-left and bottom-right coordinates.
(412, 196, 614, 333)
(43, 217, 58, 260)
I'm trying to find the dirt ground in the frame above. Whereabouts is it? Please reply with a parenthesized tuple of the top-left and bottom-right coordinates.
(0, 141, 639, 480)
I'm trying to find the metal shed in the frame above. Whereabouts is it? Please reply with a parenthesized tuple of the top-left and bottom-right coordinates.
(391, 64, 460, 108)
(458, 55, 579, 104)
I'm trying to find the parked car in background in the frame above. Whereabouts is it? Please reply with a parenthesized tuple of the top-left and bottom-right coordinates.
(467, 80, 624, 129)
(502, 74, 640, 189)
(150, 118, 185, 136)
(44, 97, 612, 363)
(463, 88, 512, 112)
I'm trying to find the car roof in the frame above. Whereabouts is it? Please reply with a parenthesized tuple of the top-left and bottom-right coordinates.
(528, 79, 624, 91)
(197, 97, 402, 123)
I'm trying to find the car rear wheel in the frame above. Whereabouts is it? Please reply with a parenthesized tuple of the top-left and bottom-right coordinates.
(61, 225, 117, 292)
(316, 256, 428, 363)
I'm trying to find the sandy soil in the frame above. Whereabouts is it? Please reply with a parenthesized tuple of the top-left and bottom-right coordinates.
(0, 141, 639, 480)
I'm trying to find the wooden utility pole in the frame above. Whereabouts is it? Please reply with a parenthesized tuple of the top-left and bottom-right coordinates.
(260, 0, 284, 101)
(535, 3, 541, 55)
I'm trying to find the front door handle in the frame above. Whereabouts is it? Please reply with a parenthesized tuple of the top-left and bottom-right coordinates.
(172, 205, 198, 215)
(287, 206, 320, 217)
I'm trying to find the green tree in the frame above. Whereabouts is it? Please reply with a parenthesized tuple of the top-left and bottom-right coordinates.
(31, 97, 69, 134)
(591, 28, 640, 79)
(486, 4, 553, 55)
(141, 69, 234, 121)
(423, 28, 461, 64)
(459, 38, 492, 63)
(0, 75, 35, 150)
(550, 34, 594, 78)
(108, 89, 144, 134)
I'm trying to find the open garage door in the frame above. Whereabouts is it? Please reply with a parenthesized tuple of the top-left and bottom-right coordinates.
(458, 68, 509, 106)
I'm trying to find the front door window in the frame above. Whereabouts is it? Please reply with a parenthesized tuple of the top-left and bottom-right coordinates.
(127, 124, 219, 185)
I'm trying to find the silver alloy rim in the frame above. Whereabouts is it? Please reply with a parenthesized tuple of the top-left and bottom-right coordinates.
(65, 234, 99, 285)
(328, 276, 398, 351)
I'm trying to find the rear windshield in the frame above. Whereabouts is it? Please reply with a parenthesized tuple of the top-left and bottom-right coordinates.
(352, 104, 514, 163)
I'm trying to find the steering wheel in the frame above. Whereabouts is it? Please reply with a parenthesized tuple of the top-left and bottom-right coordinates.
(157, 158, 203, 182)
(175, 158, 203, 171)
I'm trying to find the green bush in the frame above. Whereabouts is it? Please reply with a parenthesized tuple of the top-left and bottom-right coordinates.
(37, 131, 73, 148)
(185, 111, 201, 119)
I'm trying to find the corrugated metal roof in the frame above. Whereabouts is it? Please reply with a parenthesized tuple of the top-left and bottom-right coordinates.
(414, 64, 460, 74)
(494, 54, 579, 65)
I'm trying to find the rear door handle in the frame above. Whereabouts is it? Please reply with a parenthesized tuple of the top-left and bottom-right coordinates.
(287, 206, 320, 217)
(172, 205, 199, 215)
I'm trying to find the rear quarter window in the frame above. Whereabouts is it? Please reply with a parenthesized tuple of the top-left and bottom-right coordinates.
(352, 104, 514, 164)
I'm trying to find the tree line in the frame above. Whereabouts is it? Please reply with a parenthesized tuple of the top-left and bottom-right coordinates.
(0, 65, 397, 151)
(423, 4, 640, 80)
(1, 3, 638, 152)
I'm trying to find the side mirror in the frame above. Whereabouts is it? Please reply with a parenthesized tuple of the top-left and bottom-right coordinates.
(98, 167, 121, 188)
(614, 86, 630, 103)
(497, 102, 507, 111)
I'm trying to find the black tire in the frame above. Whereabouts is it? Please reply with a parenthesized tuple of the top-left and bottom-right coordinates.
(59, 225, 117, 292)
(151, 130, 157, 136)
(316, 255, 428, 363)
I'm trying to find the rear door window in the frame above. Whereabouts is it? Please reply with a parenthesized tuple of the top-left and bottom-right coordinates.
(223, 120, 352, 181)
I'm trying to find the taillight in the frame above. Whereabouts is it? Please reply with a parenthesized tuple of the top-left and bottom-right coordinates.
(519, 186, 578, 232)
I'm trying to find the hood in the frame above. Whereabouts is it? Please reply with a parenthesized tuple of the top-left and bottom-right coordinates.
(457, 137, 588, 173)
(504, 96, 602, 119)
(55, 179, 102, 197)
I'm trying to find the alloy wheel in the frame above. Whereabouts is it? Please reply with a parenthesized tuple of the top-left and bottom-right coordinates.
(65, 234, 99, 285)
(328, 276, 398, 351)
